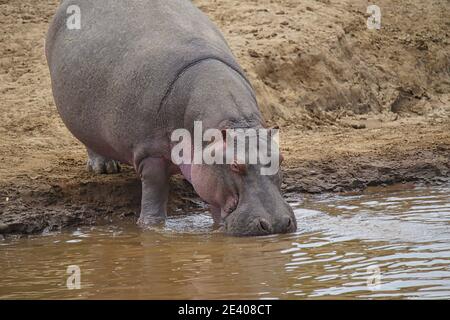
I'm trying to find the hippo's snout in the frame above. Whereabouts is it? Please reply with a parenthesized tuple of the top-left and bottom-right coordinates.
(254, 215, 296, 235)
(226, 213, 297, 237)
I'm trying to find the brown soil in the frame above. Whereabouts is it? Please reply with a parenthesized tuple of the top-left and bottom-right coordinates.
(0, 0, 449, 235)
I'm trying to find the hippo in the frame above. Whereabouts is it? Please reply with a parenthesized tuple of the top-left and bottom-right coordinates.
(45, 0, 297, 236)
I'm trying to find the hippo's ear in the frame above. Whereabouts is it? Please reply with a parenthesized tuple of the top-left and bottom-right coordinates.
(268, 125, 280, 137)
(231, 161, 247, 175)
(266, 126, 284, 166)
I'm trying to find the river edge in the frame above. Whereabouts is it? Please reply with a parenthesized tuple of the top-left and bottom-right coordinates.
(1, 119, 448, 237)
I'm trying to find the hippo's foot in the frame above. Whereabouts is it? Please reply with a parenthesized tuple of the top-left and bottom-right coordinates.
(137, 215, 166, 228)
(86, 148, 121, 174)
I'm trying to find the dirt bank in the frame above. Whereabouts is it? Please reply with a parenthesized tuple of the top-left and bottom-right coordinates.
(0, 0, 449, 235)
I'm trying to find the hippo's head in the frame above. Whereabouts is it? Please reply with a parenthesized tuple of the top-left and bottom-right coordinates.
(189, 128, 297, 236)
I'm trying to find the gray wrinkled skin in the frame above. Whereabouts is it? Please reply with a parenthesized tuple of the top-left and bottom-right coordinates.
(46, 0, 296, 236)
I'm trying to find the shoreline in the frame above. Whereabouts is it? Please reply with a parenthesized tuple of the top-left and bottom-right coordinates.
(1, 119, 448, 236)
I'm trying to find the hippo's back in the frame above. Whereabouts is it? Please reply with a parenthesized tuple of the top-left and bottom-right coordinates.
(46, 0, 243, 163)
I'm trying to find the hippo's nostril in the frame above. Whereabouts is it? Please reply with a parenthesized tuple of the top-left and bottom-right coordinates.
(286, 217, 292, 228)
(281, 216, 295, 233)
(258, 219, 271, 233)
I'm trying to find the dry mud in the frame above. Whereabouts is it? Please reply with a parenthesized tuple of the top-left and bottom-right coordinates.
(0, 0, 449, 235)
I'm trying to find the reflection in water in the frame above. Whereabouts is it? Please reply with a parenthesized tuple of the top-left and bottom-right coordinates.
(0, 184, 449, 299)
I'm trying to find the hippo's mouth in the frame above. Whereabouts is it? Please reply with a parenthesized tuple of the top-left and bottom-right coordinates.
(220, 211, 274, 237)
(219, 204, 298, 237)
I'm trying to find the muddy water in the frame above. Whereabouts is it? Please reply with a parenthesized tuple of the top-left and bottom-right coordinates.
(1, 184, 449, 299)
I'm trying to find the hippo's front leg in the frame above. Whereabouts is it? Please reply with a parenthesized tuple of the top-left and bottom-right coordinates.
(137, 157, 169, 226)
(210, 206, 222, 226)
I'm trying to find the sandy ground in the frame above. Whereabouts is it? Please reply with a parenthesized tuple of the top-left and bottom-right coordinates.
(0, 0, 449, 235)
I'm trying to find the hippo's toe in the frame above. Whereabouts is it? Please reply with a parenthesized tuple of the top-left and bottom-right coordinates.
(86, 149, 121, 174)
(87, 158, 121, 174)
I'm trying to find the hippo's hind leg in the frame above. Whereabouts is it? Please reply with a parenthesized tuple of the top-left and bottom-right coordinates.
(86, 148, 121, 174)
(137, 157, 169, 226)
